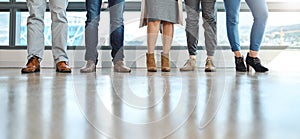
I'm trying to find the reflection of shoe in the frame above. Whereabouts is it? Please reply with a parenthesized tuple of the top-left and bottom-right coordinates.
(161, 52, 170, 72)
(21, 56, 40, 73)
(146, 53, 157, 72)
(180, 58, 197, 71)
(114, 61, 131, 73)
(80, 60, 96, 73)
(204, 58, 216, 72)
(245, 53, 268, 72)
(56, 61, 72, 73)
(235, 56, 246, 72)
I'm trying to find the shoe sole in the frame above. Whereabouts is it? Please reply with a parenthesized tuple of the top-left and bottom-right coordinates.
(21, 69, 40, 73)
(56, 69, 72, 73)
(205, 69, 216, 72)
(114, 69, 131, 73)
(180, 68, 197, 72)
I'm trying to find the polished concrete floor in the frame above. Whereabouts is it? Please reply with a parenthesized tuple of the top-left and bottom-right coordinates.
(1, 68, 300, 139)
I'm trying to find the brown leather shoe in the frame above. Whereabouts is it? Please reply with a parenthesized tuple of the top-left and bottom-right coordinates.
(21, 56, 40, 73)
(56, 61, 71, 73)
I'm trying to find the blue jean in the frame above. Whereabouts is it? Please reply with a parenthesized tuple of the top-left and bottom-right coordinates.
(26, 0, 69, 63)
(85, 0, 125, 64)
(223, 0, 268, 51)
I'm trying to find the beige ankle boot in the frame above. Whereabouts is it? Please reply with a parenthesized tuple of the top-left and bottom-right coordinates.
(146, 53, 157, 72)
(161, 52, 170, 72)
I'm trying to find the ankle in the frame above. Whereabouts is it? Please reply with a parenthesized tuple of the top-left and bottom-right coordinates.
(189, 55, 196, 60)
(207, 56, 213, 60)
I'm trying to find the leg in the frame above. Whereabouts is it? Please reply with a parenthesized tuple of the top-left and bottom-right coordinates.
(109, 0, 130, 72)
(162, 21, 174, 54)
(49, 0, 71, 72)
(223, 0, 241, 55)
(180, 0, 200, 71)
(202, 0, 217, 72)
(201, 0, 217, 57)
(26, 0, 47, 61)
(185, 0, 201, 56)
(245, 0, 269, 72)
(22, 0, 46, 73)
(161, 21, 174, 72)
(147, 20, 161, 53)
(245, 0, 268, 57)
(85, 0, 102, 64)
(109, 0, 125, 64)
(146, 20, 160, 72)
(49, 0, 69, 64)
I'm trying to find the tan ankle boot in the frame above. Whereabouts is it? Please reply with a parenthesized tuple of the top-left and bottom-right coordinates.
(146, 53, 157, 72)
(161, 52, 170, 72)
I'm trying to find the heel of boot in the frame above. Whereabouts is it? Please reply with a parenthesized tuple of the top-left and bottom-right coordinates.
(246, 64, 251, 72)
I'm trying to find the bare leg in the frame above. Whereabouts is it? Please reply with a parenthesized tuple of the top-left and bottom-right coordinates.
(147, 20, 161, 53)
(234, 51, 243, 57)
(249, 50, 258, 57)
(162, 21, 174, 54)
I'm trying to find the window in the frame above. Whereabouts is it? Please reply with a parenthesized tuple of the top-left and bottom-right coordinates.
(1, 0, 300, 48)
(15, 12, 86, 46)
(0, 12, 9, 46)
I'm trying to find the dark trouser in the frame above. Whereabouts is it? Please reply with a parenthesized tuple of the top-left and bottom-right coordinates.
(85, 0, 125, 64)
(185, 0, 217, 56)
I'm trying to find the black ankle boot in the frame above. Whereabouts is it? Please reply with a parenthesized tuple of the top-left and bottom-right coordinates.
(245, 53, 269, 72)
(235, 56, 246, 72)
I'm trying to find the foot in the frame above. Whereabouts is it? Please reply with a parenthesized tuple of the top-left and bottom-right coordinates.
(245, 53, 268, 72)
(56, 61, 72, 73)
(235, 56, 246, 72)
(146, 53, 157, 72)
(80, 60, 96, 73)
(161, 52, 170, 72)
(21, 56, 40, 73)
(204, 58, 216, 72)
(114, 61, 131, 73)
(180, 58, 197, 71)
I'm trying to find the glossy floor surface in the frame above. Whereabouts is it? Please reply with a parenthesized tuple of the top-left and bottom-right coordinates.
(1, 68, 300, 139)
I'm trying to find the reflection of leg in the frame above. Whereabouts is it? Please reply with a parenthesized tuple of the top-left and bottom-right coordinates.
(49, 0, 69, 64)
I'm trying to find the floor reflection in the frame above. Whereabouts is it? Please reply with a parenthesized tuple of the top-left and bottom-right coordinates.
(1, 68, 300, 139)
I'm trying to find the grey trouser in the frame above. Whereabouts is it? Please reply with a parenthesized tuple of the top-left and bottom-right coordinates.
(26, 0, 69, 63)
(185, 0, 217, 56)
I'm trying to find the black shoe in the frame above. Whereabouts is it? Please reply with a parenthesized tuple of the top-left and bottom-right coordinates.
(245, 53, 269, 72)
(235, 56, 246, 72)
